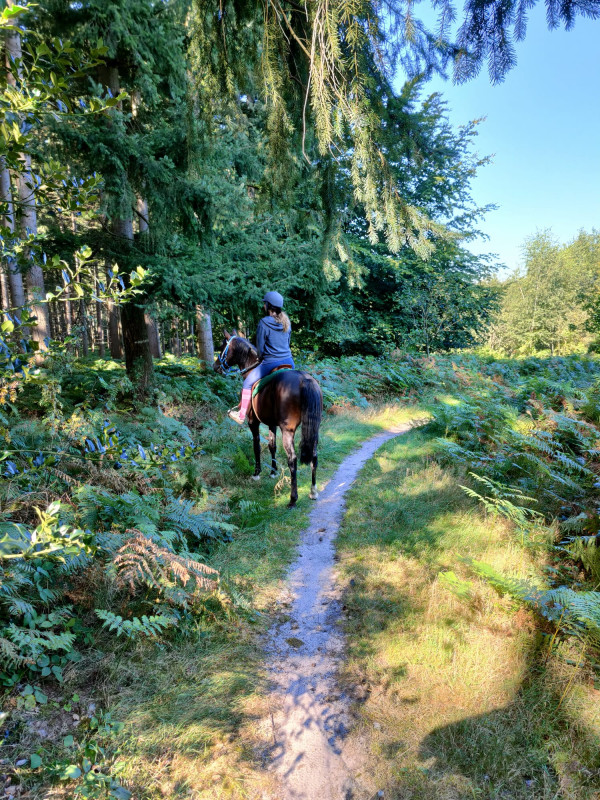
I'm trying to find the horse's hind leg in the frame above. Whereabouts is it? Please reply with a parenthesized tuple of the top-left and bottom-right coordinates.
(269, 427, 277, 478)
(281, 427, 298, 507)
(250, 420, 261, 480)
(309, 454, 318, 500)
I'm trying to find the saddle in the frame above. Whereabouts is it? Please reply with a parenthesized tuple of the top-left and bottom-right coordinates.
(251, 365, 293, 399)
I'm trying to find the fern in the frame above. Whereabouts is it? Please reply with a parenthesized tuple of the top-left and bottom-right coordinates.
(113, 530, 219, 605)
(162, 494, 235, 544)
(75, 487, 161, 537)
(0, 636, 29, 667)
(95, 609, 176, 640)
(7, 598, 35, 617)
(457, 559, 600, 649)
(438, 570, 476, 604)
(543, 587, 600, 646)
(463, 559, 542, 603)
(5, 623, 76, 661)
(565, 534, 600, 582)
(460, 473, 543, 530)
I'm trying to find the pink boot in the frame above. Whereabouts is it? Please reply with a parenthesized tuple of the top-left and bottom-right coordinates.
(228, 388, 252, 425)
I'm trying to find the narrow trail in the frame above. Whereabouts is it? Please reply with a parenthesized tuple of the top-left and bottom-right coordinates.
(261, 422, 415, 800)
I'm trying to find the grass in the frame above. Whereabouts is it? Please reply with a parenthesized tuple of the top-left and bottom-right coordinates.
(89, 403, 426, 799)
(336, 426, 600, 799)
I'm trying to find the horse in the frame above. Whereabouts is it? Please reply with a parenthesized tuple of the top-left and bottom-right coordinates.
(214, 331, 323, 508)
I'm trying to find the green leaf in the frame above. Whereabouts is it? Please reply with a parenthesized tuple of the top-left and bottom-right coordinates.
(34, 688, 48, 705)
(3, 5, 29, 18)
(110, 787, 132, 800)
(63, 735, 74, 747)
(30, 753, 42, 769)
(61, 764, 82, 780)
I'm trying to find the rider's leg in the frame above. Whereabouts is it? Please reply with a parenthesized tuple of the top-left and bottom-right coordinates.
(228, 366, 263, 424)
(239, 388, 252, 417)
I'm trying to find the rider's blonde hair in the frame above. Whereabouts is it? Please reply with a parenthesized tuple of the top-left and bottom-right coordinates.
(266, 303, 290, 332)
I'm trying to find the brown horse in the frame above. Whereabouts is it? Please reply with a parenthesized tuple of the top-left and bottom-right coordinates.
(214, 332, 322, 507)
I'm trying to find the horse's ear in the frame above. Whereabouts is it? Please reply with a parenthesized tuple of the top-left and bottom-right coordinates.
(223, 329, 231, 340)
(232, 328, 238, 337)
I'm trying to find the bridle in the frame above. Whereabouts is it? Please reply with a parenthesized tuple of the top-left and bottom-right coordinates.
(217, 336, 261, 376)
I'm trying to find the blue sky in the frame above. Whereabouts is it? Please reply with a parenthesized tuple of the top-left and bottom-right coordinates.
(399, 4, 600, 276)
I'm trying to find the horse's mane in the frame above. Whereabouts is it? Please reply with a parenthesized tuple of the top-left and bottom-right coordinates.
(234, 336, 257, 360)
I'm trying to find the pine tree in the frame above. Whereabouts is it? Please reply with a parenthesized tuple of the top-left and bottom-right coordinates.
(35, 0, 198, 390)
(189, 0, 600, 256)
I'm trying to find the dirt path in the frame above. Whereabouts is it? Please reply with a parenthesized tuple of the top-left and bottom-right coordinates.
(262, 422, 415, 800)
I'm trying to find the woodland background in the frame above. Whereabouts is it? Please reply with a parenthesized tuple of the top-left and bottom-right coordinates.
(2, 1, 600, 798)
(3, 0, 599, 376)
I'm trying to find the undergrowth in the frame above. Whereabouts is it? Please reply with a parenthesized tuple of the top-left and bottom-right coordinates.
(338, 426, 600, 800)
(2, 349, 600, 797)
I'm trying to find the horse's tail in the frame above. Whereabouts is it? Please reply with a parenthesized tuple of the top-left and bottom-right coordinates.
(300, 374, 323, 465)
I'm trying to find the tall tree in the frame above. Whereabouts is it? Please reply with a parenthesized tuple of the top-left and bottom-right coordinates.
(4, 12, 50, 345)
(37, 0, 199, 390)
(190, 0, 600, 256)
(489, 229, 600, 356)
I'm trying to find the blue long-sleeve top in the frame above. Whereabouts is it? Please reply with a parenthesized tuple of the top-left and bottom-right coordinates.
(256, 316, 292, 362)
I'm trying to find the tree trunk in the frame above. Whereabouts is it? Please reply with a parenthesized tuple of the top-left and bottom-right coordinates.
(0, 160, 25, 311)
(19, 154, 51, 347)
(122, 298, 153, 391)
(189, 317, 196, 355)
(136, 195, 159, 358)
(196, 306, 214, 364)
(1, 271, 10, 310)
(80, 298, 89, 356)
(171, 318, 182, 356)
(145, 312, 161, 358)
(64, 286, 72, 335)
(0, 164, 11, 310)
(6, 25, 50, 347)
(95, 270, 105, 357)
(107, 302, 122, 358)
(113, 217, 153, 392)
(101, 65, 152, 390)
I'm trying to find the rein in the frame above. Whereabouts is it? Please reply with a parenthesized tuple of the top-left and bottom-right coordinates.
(218, 336, 260, 376)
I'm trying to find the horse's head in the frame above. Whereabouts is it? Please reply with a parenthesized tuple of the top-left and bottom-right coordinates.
(214, 330, 257, 375)
(214, 329, 234, 374)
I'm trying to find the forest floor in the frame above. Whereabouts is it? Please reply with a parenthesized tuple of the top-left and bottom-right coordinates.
(5, 355, 600, 800)
(114, 402, 599, 800)
(334, 425, 600, 800)
(101, 404, 423, 800)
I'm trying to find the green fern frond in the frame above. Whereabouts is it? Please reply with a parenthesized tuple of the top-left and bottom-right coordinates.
(95, 609, 176, 640)
(0, 636, 29, 667)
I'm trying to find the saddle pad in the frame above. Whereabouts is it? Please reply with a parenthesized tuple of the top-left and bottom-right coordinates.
(251, 366, 293, 398)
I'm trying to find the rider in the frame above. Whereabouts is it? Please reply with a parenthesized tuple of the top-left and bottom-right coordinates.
(228, 290, 295, 424)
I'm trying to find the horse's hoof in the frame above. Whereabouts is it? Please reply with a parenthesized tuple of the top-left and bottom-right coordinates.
(309, 488, 319, 500)
(287, 501, 297, 509)
(270, 472, 277, 479)
(251, 474, 261, 482)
